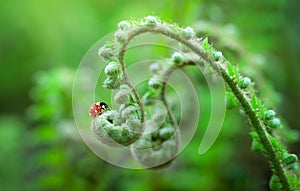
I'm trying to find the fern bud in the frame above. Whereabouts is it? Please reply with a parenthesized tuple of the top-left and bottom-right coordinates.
(120, 105, 139, 119)
(148, 75, 161, 89)
(144, 16, 158, 27)
(98, 45, 114, 60)
(92, 110, 121, 146)
(283, 153, 298, 168)
(158, 124, 175, 140)
(263, 110, 276, 120)
(171, 52, 184, 64)
(126, 119, 144, 134)
(131, 129, 179, 168)
(101, 110, 121, 125)
(268, 118, 282, 129)
(114, 84, 131, 104)
(107, 124, 132, 145)
(149, 63, 161, 74)
(102, 77, 120, 89)
(92, 110, 141, 146)
(213, 51, 223, 61)
(118, 20, 130, 31)
(104, 61, 121, 77)
(142, 91, 155, 106)
(182, 26, 195, 40)
(120, 83, 131, 90)
(114, 30, 128, 43)
(151, 108, 167, 124)
(238, 77, 251, 89)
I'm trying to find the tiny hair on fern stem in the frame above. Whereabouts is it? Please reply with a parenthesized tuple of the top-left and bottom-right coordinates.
(94, 16, 299, 189)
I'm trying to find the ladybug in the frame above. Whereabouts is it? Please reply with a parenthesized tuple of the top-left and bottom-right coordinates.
(88, 102, 109, 117)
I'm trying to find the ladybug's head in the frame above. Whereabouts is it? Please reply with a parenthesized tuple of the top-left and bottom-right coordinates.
(99, 102, 109, 111)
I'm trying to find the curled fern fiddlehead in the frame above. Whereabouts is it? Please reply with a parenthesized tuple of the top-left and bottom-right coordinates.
(93, 16, 299, 189)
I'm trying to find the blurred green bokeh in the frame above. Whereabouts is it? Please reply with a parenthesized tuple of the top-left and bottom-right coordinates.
(0, 0, 299, 190)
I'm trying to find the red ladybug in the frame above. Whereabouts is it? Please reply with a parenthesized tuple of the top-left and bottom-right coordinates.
(88, 102, 109, 117)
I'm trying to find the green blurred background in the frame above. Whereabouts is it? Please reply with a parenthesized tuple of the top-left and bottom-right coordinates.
(0, 0, 299, 190)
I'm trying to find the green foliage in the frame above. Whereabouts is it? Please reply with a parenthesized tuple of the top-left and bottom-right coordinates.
(26, 68, 109, 191)
(0, 117, 25, 191)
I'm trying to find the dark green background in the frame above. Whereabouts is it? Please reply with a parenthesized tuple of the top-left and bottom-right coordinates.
(0, 0, 299, 190)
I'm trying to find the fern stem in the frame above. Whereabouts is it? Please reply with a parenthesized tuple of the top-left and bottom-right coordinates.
(161, 61, 194, 126)
(119, 43, 146, 124)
